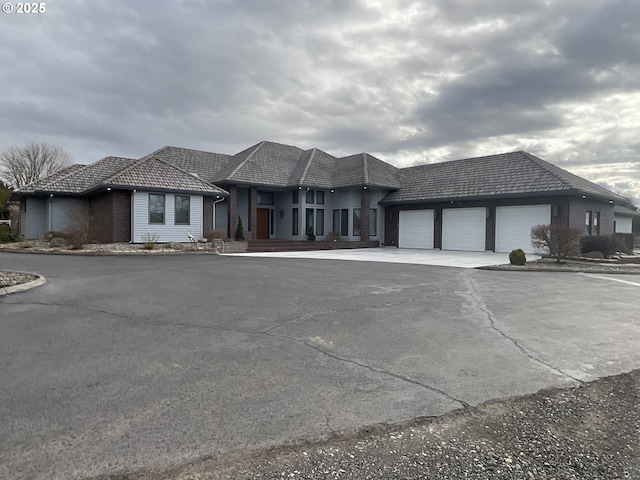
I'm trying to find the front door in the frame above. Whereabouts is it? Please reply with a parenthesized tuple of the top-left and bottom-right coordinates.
(257, 208, 270, 239)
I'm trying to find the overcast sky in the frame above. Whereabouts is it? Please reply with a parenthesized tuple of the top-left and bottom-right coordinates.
(1, 0, 639, 203)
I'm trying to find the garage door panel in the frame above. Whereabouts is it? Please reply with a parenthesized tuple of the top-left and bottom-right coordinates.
(442, 208, 486, 251)
(399, 210, 434, 249)
(495, 205, 551, 253)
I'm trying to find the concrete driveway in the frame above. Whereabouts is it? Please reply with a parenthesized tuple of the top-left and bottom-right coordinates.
(227, 247, 522, 268)
(0, 252, 638, 479)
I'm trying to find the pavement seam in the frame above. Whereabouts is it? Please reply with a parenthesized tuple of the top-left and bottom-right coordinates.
(459, 271, 586, 386)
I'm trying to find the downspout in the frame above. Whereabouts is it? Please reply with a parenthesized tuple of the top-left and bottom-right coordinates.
(48, 194, 53, 232)
(213, 196, 225, 251)
(130, 190, 136, 243)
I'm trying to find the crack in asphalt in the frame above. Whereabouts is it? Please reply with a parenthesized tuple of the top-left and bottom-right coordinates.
(458, 271, 585, 385)
(5, 299, 470, 409)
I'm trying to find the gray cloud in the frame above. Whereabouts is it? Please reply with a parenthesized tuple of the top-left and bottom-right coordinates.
(0, 0, 639, 200)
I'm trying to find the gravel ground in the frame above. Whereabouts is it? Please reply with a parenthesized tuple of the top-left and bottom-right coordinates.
(89, 370, 640, 480)
(0, 270, 39, 288)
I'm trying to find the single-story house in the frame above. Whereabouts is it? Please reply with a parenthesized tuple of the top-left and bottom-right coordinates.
(13, 141, 635, 253)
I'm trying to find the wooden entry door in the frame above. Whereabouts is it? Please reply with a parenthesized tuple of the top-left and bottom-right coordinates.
(257, 208, 270, 239)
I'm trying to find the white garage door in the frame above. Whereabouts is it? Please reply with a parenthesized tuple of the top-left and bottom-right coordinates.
(442, 207, 486, 251)
(398, 210, 434, 249)
(495, 205, 551, 253)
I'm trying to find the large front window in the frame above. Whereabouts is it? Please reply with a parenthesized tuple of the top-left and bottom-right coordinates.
(315, 209, 324, 236)
(175, 195, 190, 225)
(292, 208, 299, 235)
(333, 209, 349, 236)
(149, 194, 165, 224)
(353, 208, 361, 236)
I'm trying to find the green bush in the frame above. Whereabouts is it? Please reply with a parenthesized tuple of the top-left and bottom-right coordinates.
(306, 226, 315, 241)
(509, 248, 527, 265)
(235, 215, 245, 241)
(0, 224, 18, 243)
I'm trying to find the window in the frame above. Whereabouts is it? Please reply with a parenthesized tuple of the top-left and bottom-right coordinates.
(353, 208, 361, 236)
(149, 194, 165, 224)
(369, 208, 377, 236)
(306, 190, 315, 204)
(257, 191, 274, 205)
(292, 208, 299, 235)
(316, 191, 324, 204)
(174, 195, 190, 225)
(333, 209, 340, 234)
(593, 212, 600, 235)
(292, 190, 299, 204)
(306, 208, 314, 234)
(341, 209, 348, 236)
(316, 209, 324, 235)
(585, 211, 592, 235)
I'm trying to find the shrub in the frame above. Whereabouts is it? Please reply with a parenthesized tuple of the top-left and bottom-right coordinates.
(235, 215, 245, 241)
(44, 231, 66, 242)
(141, 233, 159, 250)
(0, 224, 18, 243)
(206, 228, 226, 241)
(531, 224, 583, 264)
(509, 248, 527, 265)
(581, 235, 623, 257)
(614, 233, 634, 254)
(306, 226, 315, 241)
(61, 229, 88, 250)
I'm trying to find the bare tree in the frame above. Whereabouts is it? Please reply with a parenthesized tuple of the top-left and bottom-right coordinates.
(0, 142, 73, 189)
(531, 224, 583, 264)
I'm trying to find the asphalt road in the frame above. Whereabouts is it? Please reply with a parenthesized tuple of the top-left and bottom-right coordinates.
(1, 252, 639, 479)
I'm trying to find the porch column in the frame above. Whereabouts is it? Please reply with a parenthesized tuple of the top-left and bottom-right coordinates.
(360, 188, 370, 242)
(248, 187, 258, 240)
(228, 185, 237, 239)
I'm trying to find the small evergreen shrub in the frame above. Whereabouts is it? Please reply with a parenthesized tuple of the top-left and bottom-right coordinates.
(509, 248, 527, 265)
(235, 215, 245, 241)
(306, 226, 316, 241)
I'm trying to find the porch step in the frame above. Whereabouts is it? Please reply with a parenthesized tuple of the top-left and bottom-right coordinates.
(246, 239, 380, 252)
(247, 240, 331, 252)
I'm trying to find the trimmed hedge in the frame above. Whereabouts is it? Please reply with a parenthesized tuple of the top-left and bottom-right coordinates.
(581, 234, 626, 256)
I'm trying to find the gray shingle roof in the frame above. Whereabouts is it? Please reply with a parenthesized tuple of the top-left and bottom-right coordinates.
(288, 148, 338, 188)
(15, 155, 227, 197)
(212, 141, 305, 186)
(333, 153, 400, 189)
(613, 205, 640, 217)
(145, 146, 231, 183)
(15, 164, 87, 193)
(103, 157, 227, 195)
(381, 151, 628, 204)
(15, 157, 134, 194)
